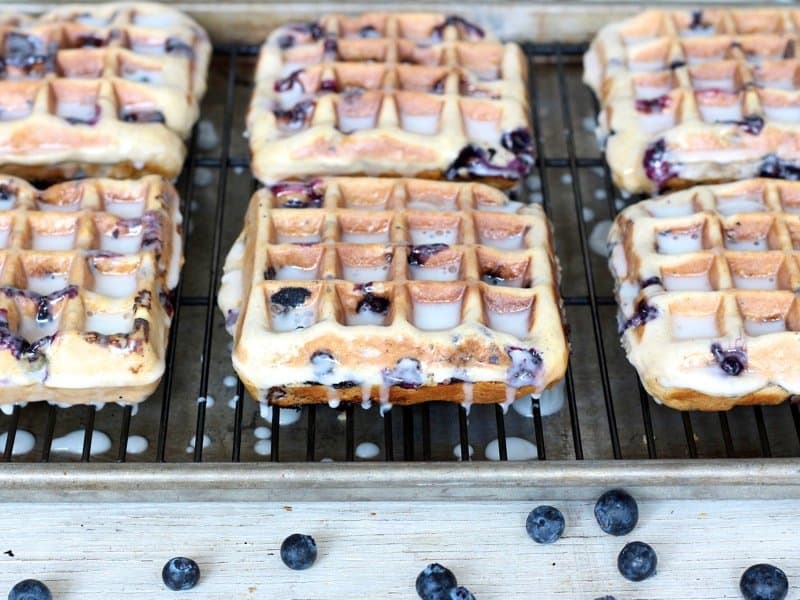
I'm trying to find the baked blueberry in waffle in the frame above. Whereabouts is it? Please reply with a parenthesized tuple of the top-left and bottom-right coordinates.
(0, 2, 210, 181)
(0, 174, 182, 408)
(585, 9, 800, 194)
(218, 177, 567, 410)
(247, 13, 533, 188)
(609, 178, 800, 410)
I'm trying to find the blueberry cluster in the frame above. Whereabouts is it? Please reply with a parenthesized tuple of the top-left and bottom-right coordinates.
(416, 563, 476, 600)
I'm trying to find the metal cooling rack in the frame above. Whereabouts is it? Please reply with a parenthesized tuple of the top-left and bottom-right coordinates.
(1, 42, 799, 467)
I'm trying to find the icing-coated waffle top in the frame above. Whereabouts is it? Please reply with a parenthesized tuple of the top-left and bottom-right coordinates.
(0, 2, 211, 180)
(0, 174, 183, 406)
(584, 9, 800, 194)
(218, 178, 567, 407)
(608, 178, 800, 410)
(247, 13, 533, 188)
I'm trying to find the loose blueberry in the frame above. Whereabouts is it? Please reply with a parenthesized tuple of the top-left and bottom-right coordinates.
(740, 564, 788, 600)
(416, 563, 457, 600)
(449, 586, 476, 600)
(162, 557, 201, 591)
(8, 579, 51, 600)
(617, 541, 657, 582)
(525, 505, 565, 544)
(594, 489, 638, 536)
(280, 533, 318, 570)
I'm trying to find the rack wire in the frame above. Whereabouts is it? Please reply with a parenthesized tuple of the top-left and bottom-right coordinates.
(1, 42, 799, 465)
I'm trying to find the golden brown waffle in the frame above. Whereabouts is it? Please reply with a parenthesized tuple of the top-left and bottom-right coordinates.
(0, 2, 211, 181)
(608, 178, 800, 411)
(247, 13, 533, 188)
(584, 9, 800, 194)
(0, 174, 183, 408)
(218, 177, 567, 409)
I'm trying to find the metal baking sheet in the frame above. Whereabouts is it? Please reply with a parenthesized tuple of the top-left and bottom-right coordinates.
(0, 2, 796, 501)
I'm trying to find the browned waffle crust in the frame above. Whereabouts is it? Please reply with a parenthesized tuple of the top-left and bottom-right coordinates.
(247, 13, 534, 188)
(218, 177, 568, 408)
(0, 174, 182, 407)
(0, 2, 211, 181)
(608, 178, 800, 410)
(584, 9, 800, 194)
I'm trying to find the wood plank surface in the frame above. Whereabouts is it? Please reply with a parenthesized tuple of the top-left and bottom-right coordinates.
(0, 499, 797, 598)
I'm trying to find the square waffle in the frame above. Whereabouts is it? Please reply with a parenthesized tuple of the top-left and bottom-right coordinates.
(608, 178, 800, 411)
(218, 177, 567, 409)
(584, 8, 800, 194)
(0, 174, 182, 409)
(0, 2, 211, 181)
(247, 13, 534, 189)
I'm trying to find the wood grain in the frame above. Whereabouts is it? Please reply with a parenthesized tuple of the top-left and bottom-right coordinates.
(0, 499, 796, 598)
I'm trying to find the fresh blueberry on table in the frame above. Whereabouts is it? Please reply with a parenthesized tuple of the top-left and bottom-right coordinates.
(594, 489, 638, 536)
(162, 556, 201, 591)
(416, 563, 458, 600)
(8, 579, 51, 600)
(525, 505, 565, 544)
(450, 586, 476, 600)
(617, 541, 657, 582)
(280, 533, 318, 570)
(740, 563, 788, 600)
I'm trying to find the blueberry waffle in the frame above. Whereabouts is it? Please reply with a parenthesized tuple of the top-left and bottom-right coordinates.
(609, 178, 800, 410)
(0, 2, 211, 181)
(218, 178, 567, 409)
(247, 13, 533, 188)
(584, 8, 800, 194)
(0, 174, 182, 408)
